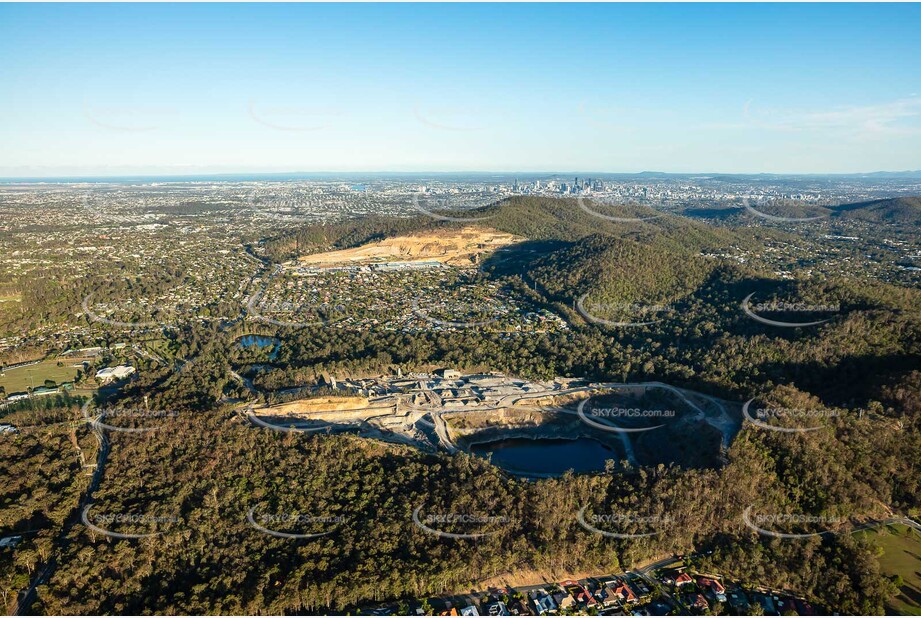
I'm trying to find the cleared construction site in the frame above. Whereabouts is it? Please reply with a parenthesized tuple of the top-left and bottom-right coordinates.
(245, 370, 745, 474)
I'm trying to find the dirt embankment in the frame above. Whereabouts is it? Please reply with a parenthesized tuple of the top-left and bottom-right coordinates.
(252, 395, 372, 415)
(445, 406, 617, 451)
(292, 226, 522, 267)
(253, 396, 398, 424)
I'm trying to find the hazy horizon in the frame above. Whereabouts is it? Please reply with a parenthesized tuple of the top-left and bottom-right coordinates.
(3, 167, 921, 183)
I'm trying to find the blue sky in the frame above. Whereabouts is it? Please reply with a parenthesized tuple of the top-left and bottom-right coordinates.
(1, 3, 919, 176)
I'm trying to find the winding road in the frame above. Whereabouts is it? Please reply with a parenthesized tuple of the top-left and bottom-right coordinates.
(14, 416, 109, 616)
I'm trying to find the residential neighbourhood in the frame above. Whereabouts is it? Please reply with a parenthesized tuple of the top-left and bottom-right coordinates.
(357, 558, 821, 616)
(256, 265, 569, 334)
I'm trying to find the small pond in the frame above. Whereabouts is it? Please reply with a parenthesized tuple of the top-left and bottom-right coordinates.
(237, 335, 280, 360)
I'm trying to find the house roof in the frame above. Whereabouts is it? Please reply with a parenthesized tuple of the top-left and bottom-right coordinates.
(690, 594, 709, 609)
(556, 594, 576, 608)
(574, 589, 598, 606)
(614, 583, 637, 601)
(532, 594, 557, 614)
(697, 576, 726, 593)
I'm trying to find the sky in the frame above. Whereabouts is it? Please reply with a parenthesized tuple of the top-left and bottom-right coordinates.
(1, 3, 920, 177)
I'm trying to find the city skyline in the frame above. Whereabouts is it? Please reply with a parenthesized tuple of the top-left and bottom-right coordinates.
(2, 3, 920, 177)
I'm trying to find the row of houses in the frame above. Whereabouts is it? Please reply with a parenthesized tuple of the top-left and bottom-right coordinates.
(290, 260, 447, 277)
(655, 567, 817, 616)
(368, 563, 820, 617)
(385, 575, 657, 617)
(524, 577, 655, 614)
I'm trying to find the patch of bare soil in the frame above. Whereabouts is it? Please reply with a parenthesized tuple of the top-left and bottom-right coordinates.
(252, 395, 371, 415)
(293, 226, 522, 267)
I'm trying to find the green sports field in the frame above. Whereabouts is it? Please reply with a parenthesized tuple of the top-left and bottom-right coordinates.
(857, 524, 921, 615)
(0, 357, 92, 395)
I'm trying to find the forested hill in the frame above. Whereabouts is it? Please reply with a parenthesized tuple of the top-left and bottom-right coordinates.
(680, 195, 921, 225)
(461, 196, 736, 250)
(263, 195, 746, 262)
(832, 196, 921, 225)
(525, 233, 719, 308)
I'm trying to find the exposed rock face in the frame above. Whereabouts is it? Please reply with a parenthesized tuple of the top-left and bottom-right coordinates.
(251, 396, 394, 423)
(292, 226, 522, 268)
(445, 407, 618, 451)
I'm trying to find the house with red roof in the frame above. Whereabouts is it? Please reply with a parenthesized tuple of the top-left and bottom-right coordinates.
(686, 593, 710, 613)
(559, 580, 599, 608)
(611, 581, 638, 605)
(697, 576, 727, 602)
